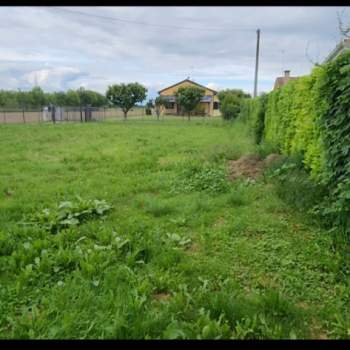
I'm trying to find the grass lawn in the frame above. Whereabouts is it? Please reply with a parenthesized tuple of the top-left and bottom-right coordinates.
(0, 117, 349, 339)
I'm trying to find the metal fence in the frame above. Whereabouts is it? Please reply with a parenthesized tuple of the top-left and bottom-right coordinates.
(0, 106, 147, 124)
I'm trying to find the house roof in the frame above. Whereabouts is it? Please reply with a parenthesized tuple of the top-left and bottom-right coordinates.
(324, 38, 350, 63)
(158, 78, 217, 94)
(273, 77, 298, 90)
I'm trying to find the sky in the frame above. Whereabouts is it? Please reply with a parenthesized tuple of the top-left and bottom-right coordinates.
(0, 6, 349, 100)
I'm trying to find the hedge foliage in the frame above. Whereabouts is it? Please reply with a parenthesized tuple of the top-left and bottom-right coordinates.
(239, 51, 350, 234)
(316, 52, 350, 231)
(257, 68, 326, 179)
(238, 93, 267, 144)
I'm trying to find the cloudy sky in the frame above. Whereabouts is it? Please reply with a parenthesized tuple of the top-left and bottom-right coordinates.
(0, 6, 349, 99)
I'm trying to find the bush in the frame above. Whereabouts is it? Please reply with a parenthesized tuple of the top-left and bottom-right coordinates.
(220, 94, 241, 120)
(27, 197, 112, 234)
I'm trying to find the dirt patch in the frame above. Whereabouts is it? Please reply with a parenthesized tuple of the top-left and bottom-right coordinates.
(153, 292, 171, 301)
(213, 217, 226, 229)
(310, 322, 329, 339)
(297, 301, 310, 310)
(227, 153, 285, 181)
(186, 242, 200, 254)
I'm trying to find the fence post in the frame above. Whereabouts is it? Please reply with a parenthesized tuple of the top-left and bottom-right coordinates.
(52, 105, 56, 124)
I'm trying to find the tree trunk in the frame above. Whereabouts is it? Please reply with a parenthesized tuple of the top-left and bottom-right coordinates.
(188, 112, 191, 121)
(123, 110, 127, 121)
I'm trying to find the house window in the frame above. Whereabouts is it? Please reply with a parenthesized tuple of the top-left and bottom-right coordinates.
(167, 102, 175, 109)
(213, 102, 219, 110)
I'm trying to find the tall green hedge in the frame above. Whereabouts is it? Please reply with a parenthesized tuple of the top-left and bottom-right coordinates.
(316, 52, 350, 230)
(264, 67, 326, 179)
(240, 51, 350, 233)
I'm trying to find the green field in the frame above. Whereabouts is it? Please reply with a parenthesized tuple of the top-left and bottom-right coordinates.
(0, 117, 349, 339)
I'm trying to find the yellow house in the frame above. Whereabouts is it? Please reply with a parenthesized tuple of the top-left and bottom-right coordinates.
(158, 79, 220, 116)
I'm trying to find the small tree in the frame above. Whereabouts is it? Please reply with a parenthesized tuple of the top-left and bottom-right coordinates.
(29, 87, 46, 109)
(106, 83, 147, 120)
(154, 96, 168, 120)
(218, 89, 250, 101)
(66, 89, 80, 107)
(219, 94, 241, 120)
(175, 86, 205, 121)
(218, 89, 250, 121)
(0, 91, 6, 108)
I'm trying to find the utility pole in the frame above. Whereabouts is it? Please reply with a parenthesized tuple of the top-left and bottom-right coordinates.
(253, 29, 260, 98)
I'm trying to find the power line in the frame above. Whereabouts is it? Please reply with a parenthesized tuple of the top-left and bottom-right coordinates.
(49, 7, 255, 33)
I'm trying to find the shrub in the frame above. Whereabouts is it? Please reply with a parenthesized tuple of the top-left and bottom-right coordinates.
(27, 197, 112, 234)
(219, 94, 241, 120)
(219, 89, 251, 121)
(171, 162, 230, 194)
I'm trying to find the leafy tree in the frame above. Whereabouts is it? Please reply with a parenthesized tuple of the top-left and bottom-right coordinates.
(77, 87, 90, 107)
(28, 87, 47, 108)
(219, 94, 241, 120)
(106, 83, 147, 120)
(0, 91, 5, 107)
(92, 91, 108, 107)
(0, 87, 108, 109)
(154, 96, 169, 120)
(218, 89, 251, 101)
(175, 86, 205, 121)
(52, 92, 67, 106)
(0, 91, 17, 107)
(218, 89, 250, 120)
(65, 89, 80, 106)
(16, 90, 29, 109)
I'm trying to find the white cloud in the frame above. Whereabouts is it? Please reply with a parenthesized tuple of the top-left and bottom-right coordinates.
(206, 82, 220, 91)
(0, 6, 347, 96)
(23, 66, 84, 90)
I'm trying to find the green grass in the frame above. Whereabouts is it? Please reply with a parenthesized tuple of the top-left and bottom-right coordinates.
(0, 117, 349, 339)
